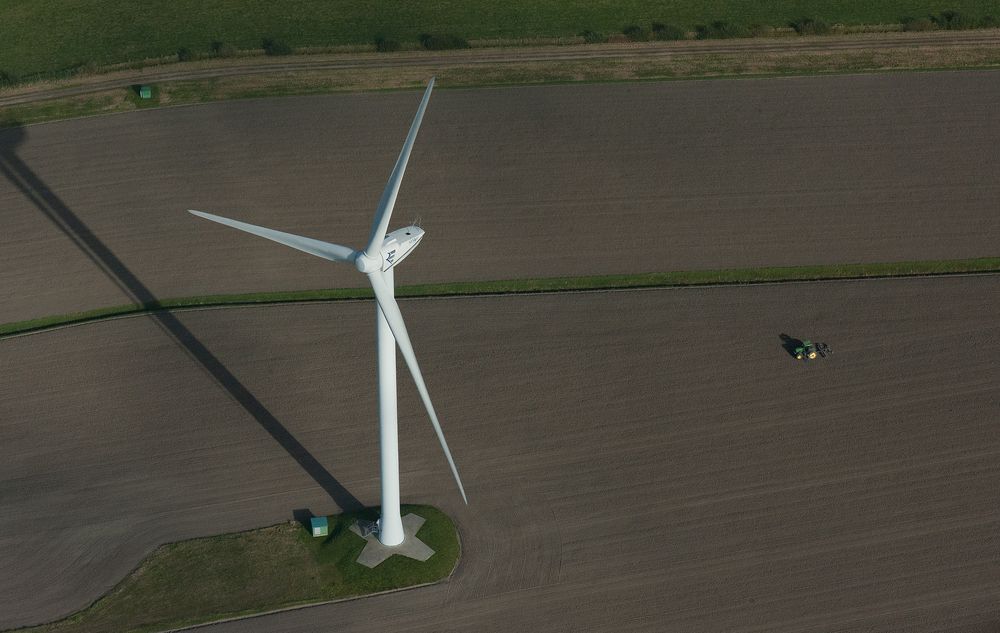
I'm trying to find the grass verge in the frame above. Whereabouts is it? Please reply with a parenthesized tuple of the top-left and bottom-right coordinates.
(3, 257, 999, 339)
(14, 505, 459, 633)
(3, 42, 1000, 129)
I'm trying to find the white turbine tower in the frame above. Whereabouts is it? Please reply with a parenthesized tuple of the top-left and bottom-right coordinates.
(189, 78, 465, 547)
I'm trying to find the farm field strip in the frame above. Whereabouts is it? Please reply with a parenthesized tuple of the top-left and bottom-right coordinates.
(3, 73, 998, 327)
(4, 0, 1000, 78)
(3, 30, 999, 108)
(2, 277, 998, 631)
(3, 257, 1000, 338)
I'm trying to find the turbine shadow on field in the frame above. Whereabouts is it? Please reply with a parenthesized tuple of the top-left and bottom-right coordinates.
(0, 123, 362, 512)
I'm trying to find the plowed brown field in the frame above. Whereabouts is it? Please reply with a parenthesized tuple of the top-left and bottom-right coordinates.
(2, 71, 999, 325)
(2, 277, 999, 631)
(2, 73, 999, 632)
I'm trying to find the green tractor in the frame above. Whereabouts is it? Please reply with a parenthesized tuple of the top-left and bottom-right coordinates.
(794, 340, 817, 360)
(794, 340, 831, 361)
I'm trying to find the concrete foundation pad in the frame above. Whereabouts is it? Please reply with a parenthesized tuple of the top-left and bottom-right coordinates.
(351, 513, 435, 568)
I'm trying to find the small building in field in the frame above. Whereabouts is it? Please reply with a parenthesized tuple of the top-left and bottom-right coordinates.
(310, 516, 329, 537)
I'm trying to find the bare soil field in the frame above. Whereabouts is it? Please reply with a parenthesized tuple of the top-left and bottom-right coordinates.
(2, 276, 999, 631)
(2, 71, 999, 325)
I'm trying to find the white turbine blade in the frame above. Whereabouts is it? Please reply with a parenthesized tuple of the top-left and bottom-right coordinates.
(364, 78, 435, 258)
(368, 270, 468, 504)
(189, 210, 356, 263)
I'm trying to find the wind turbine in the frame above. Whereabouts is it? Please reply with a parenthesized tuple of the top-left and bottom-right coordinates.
(189, 78, 465, 547)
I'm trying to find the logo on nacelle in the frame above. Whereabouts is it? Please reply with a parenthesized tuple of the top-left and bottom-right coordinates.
(380, 225, 425, 271)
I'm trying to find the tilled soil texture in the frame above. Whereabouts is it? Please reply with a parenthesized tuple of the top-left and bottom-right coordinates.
(2, 276, 998, 631)
(2, 71, 1000, 325)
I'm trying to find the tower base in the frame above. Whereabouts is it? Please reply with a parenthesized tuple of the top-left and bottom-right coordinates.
(351, 513, 435, 568)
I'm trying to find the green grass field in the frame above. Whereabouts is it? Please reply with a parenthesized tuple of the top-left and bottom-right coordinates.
(20, 505, 459, 633)
(1, 0, 998, 78)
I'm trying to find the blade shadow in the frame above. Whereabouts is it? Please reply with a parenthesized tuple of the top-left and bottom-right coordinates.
(0, 123, 362, 512)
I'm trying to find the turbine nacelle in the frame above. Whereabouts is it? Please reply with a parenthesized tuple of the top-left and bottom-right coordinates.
(379, 225, 424, 271)
(354, 225, 424, 273)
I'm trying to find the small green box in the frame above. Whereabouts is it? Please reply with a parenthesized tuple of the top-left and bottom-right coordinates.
(310, 516, 329, 537)
(138, 85, 152, 99)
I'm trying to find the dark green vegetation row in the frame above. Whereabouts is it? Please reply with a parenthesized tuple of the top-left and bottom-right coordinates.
(17, 505, 459, 633)
(4, 258, 999, 339)
(1, 0, 998, 79)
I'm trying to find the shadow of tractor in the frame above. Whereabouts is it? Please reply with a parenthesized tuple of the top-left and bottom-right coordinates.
(779, 333, 805, 358)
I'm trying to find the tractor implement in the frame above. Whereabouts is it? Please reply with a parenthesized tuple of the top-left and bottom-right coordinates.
(794, 340, 832, 361)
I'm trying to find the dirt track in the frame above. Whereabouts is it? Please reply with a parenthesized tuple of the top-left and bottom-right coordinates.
(2, 71, 999, 326)
(2, 29, 999, 107)
(1, 277, 999, 631)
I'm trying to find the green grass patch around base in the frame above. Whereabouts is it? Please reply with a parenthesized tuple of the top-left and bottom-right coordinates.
(2, 257, 999, 339)
(17, 505, 459, 633)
